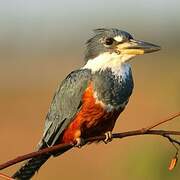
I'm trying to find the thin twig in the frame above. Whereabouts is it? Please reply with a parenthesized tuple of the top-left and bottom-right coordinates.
(0, 173, 14, 180)
(145, 112, 180, 130)
(163, 134, 180, 146)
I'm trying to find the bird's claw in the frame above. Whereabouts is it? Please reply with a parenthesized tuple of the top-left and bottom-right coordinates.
(74, 137, 85, 148)
(104, 131, 113, 144)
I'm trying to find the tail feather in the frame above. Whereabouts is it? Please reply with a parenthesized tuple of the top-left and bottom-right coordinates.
(12, 144, 69, 180)
(12, 153, 50, 180)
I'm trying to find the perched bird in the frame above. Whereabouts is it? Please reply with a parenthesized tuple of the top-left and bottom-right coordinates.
(12, 28, 160, 179)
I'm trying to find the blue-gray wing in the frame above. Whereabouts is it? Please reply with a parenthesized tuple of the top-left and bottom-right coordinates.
(40, 69, 92, 146)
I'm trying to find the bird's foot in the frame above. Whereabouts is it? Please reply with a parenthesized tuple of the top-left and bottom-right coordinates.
(74, 137, 85, 148)
(104, 131, 113, 144)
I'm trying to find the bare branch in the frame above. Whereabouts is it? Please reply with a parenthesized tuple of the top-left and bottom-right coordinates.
(0, 143, 74, 171)
(0, 129, 180, 171)
(0, 112, 179, 172)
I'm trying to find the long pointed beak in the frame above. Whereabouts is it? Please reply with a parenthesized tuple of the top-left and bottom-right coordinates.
(117, 39, 161, 55)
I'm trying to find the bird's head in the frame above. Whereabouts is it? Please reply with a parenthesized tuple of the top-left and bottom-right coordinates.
(84, 28, 160, 72)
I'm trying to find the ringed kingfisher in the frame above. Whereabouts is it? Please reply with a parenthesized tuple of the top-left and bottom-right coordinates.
(12, 28, 160, 179)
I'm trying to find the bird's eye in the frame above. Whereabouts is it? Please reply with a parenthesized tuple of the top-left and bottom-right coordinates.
(104, 37, 114, 46)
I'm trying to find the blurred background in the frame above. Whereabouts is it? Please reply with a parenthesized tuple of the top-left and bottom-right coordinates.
(0, 0, 180, 179)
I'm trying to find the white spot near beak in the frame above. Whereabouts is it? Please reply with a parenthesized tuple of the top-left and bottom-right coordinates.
(114, 35, 123, 42)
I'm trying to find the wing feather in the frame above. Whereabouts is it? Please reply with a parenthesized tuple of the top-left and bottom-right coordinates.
(40, 69, 91, 146)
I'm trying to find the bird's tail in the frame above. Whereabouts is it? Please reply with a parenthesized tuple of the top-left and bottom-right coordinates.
(12, 153, 50, 180)
(12, 143, 69, 180)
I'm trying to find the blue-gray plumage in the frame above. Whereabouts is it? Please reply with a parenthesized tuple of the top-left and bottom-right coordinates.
(85, 28, 134, 62)
(12, 28, 160, 180)
(93, 68, 133, 108)
(42, 69, 92, 146)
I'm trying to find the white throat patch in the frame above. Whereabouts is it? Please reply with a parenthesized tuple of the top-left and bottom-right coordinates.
(83, 52, 134, 76)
